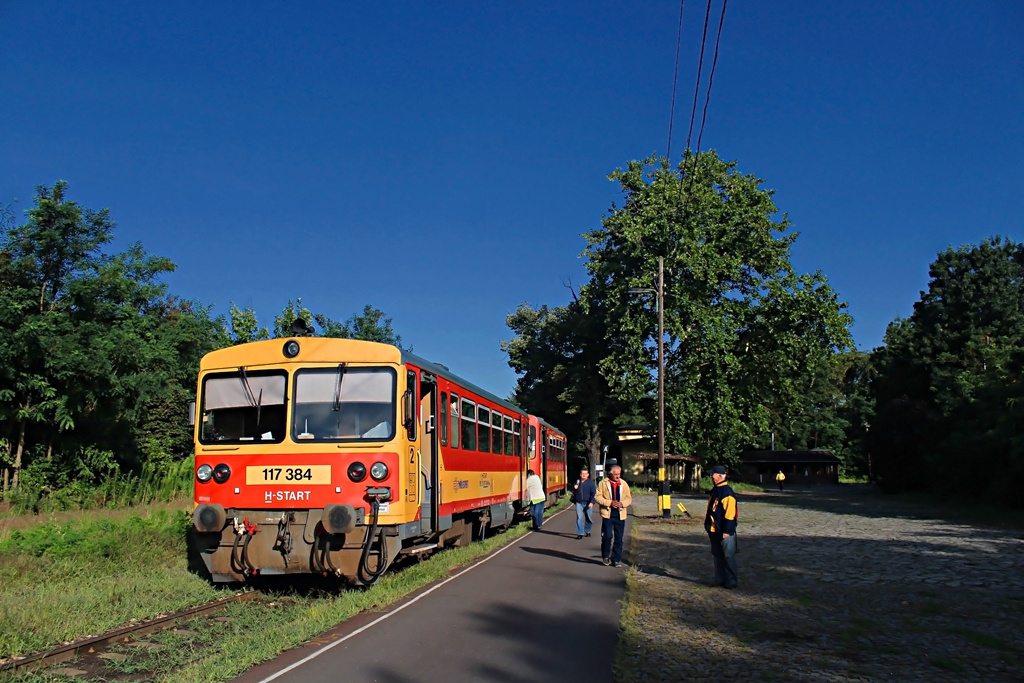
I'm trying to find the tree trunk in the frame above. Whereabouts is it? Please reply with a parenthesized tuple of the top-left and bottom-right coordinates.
(583, 423, 601, 475)
(13, 418, 26, 489)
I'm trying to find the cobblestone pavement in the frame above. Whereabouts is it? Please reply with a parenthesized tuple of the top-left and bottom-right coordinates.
(618, 490, 1024, 682)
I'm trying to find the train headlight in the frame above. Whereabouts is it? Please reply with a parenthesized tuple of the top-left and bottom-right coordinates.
(370, 462, 389, 481)
(196, 464, 214, 483)
(283, 340, 300, 358)
(347, 462, 367, 482)
(213, 463, 231, 484)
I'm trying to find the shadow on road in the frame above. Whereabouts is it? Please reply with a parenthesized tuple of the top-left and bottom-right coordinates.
(520, 545, 607, 565)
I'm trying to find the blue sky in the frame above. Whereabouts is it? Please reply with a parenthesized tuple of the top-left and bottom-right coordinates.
(2, 1, 1022, 397)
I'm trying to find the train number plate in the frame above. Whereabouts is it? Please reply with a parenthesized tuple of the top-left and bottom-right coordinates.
(246, 465, 331, 485)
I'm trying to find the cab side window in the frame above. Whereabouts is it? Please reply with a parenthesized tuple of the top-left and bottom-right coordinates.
(450, 393, 460, 449)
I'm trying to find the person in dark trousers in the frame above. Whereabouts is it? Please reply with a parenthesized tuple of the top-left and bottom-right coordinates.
(571, 468, 597, 538)
(704, 465, 739, 588)
(524, 469, 545, 531)
(775, 469, 785, 491)
(595, 464, 632, 567)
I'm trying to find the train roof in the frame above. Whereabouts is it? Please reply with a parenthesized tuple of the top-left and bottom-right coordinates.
(536, 416, 566, 436)
(400, 348, 524, 415)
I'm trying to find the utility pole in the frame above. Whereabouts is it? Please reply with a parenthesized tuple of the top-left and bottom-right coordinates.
(656, 256, 670, 518)
(630, 256, 671, 518)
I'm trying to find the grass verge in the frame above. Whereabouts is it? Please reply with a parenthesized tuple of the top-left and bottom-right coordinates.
(612, 513, 642, 683)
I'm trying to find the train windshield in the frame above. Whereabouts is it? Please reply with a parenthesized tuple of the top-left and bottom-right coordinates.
(292, 366, 396, 442)
(199, 370, 288, 444)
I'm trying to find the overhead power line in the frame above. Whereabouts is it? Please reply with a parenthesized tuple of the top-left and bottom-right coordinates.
(695, 0, 729, 155)
(665, 0, 686, 161)
(685, 0, 714, 153)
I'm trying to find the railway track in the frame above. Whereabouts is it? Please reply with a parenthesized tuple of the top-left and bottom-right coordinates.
(0, 591, 261, 677)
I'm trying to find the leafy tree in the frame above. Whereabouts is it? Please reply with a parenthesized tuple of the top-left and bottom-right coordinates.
(312, 312, 349, 338)
(273, 298, 315, 338)
(505, 151, 853, 477)
(581, 151, 853, 467)
(342, 304, 403, 346)
(871, 237, 1024, 497)
(504, 297, 619, 473)
(129, 299, 229, 470)
(229, 303, 269, 344)
(272, 300, 402, 345)
(0, 182, 224, 495)
(832, 351, 875, 478)
(0, 181, 118, 488)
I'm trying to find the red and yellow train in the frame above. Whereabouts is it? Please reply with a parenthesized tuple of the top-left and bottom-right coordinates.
(190, 333, 566, 585)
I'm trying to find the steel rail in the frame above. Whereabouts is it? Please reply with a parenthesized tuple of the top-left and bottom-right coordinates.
(0, 591, 261, 674)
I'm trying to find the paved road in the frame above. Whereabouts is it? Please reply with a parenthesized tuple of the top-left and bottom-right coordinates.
(237, 507, 630, 683)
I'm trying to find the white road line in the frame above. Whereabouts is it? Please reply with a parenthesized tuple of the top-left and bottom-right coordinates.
(255, 506, 569, 683)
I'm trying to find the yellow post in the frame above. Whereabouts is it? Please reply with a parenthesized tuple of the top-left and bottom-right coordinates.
(658, 465, 671, 515)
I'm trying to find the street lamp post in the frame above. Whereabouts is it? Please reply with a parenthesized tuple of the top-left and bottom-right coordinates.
(630, 256, 671, 519)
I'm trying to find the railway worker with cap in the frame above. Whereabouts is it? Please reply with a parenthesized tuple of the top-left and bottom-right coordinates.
(704, 465, 739, 589)
(571, 467, 597, 539)
(595, 464, 632, 567)
(525, 469, 546, 531)
(775, 469, 786, 491)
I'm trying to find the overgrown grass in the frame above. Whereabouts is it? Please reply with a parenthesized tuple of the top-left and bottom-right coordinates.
(2, 458, 194, 515)
(0, 508, 221, 660)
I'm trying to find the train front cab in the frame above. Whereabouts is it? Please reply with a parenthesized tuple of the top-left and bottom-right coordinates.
(191, 338, 437, 585)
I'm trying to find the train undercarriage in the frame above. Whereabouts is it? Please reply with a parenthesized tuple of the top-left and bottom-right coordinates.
(190, 500, 531, 586)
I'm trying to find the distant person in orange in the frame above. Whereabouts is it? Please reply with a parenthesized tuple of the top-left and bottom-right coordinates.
(775, 469, 785, 491)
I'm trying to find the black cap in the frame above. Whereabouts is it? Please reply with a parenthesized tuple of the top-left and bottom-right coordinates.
(708, 465, 727, 476)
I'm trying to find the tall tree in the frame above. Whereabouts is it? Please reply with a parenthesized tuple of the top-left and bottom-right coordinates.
(581, 152, 852, 467)
(832, 350, 875, 478)
(0, 182, 115, 487)
(871, 237, 1024, 496)
(505, 152, 852, 475)
(229, 303, 269, 344)
(342, 304, 403, 346)
(0, 182, 190, 489)
(273, 299, 315, 338)
(504, 297, 617, 473)
(271, 300, 402, 345)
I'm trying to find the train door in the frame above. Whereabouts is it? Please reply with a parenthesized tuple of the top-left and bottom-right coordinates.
(526, 423, 537, 502)
(540, 426, 548, 495)
(419, 373, 439, 535)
